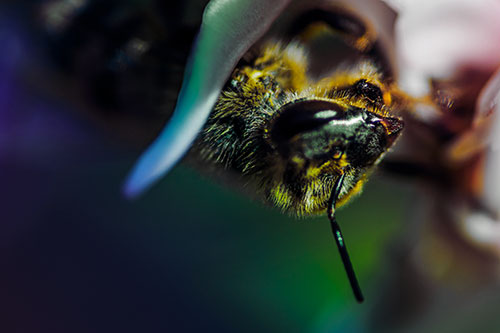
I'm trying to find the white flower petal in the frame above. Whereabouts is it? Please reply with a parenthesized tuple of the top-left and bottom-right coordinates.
(462, 211, 500, 257)
(123, 0, 291, 198)
(479, 70, 500, 213)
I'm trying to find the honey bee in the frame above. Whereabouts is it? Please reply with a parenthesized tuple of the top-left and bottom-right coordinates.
(182, 7, 409, 302)
(38, 1, 412, 303)
(194, 42, 405, 216)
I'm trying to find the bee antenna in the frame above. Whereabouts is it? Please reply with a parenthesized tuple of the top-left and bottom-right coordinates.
(327, 173, 364, 303)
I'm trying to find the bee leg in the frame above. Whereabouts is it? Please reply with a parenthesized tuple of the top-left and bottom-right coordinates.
(286, 7, 393, 79)
(288, 8, 374, 50)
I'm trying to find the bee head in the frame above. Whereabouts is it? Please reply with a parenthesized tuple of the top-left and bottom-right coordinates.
(266, 99, 403, 213)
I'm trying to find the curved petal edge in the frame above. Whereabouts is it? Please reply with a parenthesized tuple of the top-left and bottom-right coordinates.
(123, 0, 291, 198)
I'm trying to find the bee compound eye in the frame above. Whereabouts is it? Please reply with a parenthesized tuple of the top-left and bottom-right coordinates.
(270, 100, 346, 144)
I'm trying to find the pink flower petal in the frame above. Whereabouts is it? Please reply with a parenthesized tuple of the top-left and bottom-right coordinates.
(386, 0, 500, 95)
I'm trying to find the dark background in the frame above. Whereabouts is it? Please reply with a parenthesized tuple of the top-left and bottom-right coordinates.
(2, 2, 500, 332)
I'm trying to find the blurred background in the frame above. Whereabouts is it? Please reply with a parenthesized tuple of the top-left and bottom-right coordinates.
(2, 1, 500, 332)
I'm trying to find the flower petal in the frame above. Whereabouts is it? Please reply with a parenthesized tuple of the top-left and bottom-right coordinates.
(478, 71, 500, 213)
(123, 0, 291, 198)
(386, 0, 500, 96)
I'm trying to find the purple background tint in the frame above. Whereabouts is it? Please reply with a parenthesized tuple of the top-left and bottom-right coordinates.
(3, 3, 500, 333)
(0, 16, 404, 330)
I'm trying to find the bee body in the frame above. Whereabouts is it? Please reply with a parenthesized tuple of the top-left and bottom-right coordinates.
(194, 40, 405, 216)
(37, 1, 409, 217)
